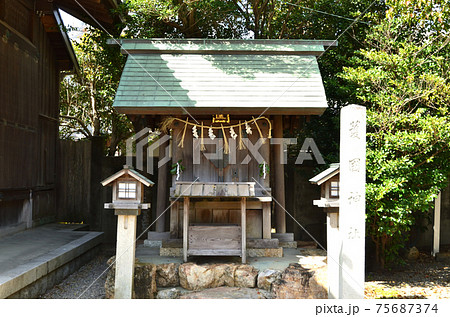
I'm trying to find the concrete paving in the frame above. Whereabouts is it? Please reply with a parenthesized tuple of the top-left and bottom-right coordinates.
(0, 224, 103, 298)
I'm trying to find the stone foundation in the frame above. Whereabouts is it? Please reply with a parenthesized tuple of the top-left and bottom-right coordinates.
(105, 256, 327, 299)
(247, 247, 283, 257)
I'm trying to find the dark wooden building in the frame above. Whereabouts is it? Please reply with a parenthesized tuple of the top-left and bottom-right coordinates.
(0, 0, 119, 237)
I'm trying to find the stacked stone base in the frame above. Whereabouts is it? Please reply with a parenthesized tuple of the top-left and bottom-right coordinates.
(105, 257, 327, 299)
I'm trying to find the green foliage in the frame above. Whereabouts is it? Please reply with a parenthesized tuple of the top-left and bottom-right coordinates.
(258, 161, 270, 177)
(60, 27, 133, 155)
(341, 0, 450, 267)
(170, 160, 186, 175)
(124, 0, 248, 38)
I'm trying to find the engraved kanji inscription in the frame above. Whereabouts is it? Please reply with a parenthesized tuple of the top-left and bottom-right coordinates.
(349, 120, 360, 139)
(349, 158, 361, 172)
(348, 192, 361, 204)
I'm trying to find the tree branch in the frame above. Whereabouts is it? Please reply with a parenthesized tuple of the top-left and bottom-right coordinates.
(60, 115, 93, 137)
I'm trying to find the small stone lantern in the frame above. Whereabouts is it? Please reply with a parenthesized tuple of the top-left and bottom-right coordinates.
(309, 163, 340, 213)
(310, 163, 340, 298)
(102, 165, 154, 299)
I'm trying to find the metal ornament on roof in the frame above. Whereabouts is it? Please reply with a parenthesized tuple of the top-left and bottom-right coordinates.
(212, 114, 230, 123)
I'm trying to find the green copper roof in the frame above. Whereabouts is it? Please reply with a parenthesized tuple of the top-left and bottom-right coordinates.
(112, 39, 332, 115)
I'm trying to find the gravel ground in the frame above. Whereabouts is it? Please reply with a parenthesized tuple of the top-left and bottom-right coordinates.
(365, 252, 450, 299)
(40, 254, 112, 299)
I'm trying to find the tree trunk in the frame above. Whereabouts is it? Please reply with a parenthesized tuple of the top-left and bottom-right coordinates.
(90, 81, 100, 136)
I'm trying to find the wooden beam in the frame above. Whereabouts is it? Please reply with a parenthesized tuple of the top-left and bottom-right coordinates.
(115, 106, 327, 116)
(156, 132, 169, 232)
(262, 202, 271, 239)
(241, 197, 247, 263)
(169, 201, 179, 239)
(273, 115, 286, 233)
(183, 197, 190, 262)
(193, 200, 264, 210)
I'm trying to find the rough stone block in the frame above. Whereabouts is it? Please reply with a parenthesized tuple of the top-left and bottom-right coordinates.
(271, 263, 327, 299)
(156, 263, 180, 287)
(179, 263, 216, 291)
(134, 264, 157, 299)
(179, 263, 237, 291)
(234, 265, 258, 288)
(257, 269, 282, 291)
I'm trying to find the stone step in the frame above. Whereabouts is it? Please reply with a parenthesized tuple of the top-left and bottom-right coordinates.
(271, 233, 294, 242)
(180, 287, 271, 299)
(159, 247, 283, 258)
(143, 240, 162, 248)
(279, 241, 297, 249)
(160, 239, 280, 249)
(147, 231, 170, 240)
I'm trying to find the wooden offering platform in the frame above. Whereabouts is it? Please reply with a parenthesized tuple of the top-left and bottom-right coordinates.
(170, 182, 272, 263)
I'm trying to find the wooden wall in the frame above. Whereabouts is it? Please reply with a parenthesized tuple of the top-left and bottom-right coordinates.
(0, 0, 60, 233)
(171, 118, 270, 188)
(285, 160, 326, 245)
(57, 140, 92, 223)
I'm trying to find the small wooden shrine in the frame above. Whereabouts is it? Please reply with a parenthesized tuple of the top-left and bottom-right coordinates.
(111, 39, 335, 262)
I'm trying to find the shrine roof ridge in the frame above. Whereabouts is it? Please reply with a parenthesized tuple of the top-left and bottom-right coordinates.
(107, 38, 337, 56)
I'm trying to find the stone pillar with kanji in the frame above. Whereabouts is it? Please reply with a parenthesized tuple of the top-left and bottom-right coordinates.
(339, 105, 366, 299)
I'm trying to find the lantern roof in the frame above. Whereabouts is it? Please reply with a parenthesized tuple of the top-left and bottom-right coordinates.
(101, 165, 154, 187)
(309, 163, 340, 185)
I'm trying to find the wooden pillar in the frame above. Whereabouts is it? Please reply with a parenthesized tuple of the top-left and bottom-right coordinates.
(170, 201, 179, 239)
(262, 202, 271, 239)
(155, 133, 169, 232)
(273, 115, 286, 233)
(433, 192, 442, 257)
(183, 197, 189, 262)
(241, 197, 247, 263)
(114, 213, 137, 299)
